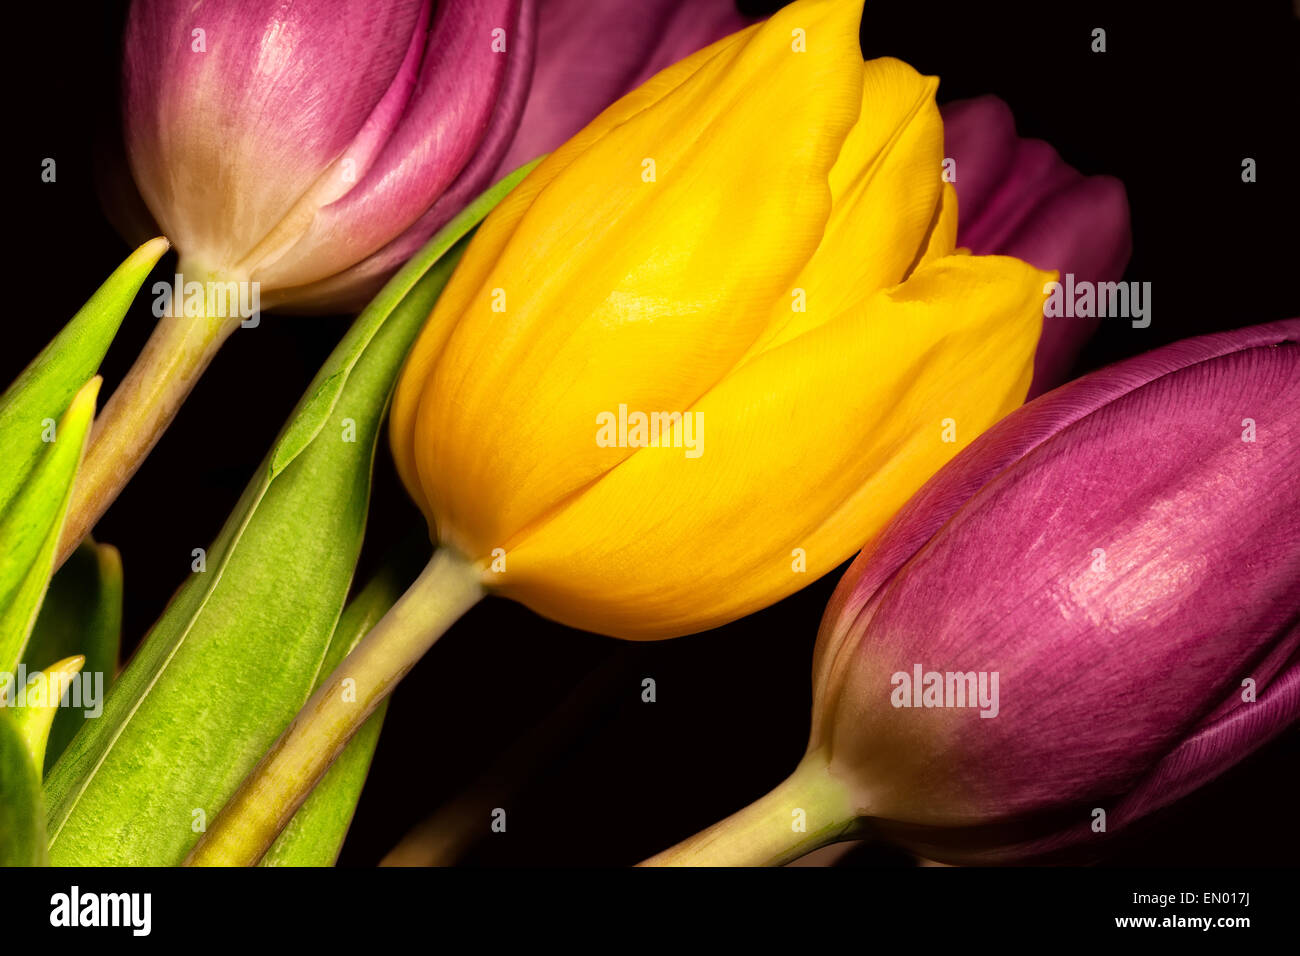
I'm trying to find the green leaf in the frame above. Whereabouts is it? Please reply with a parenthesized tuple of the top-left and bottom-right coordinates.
(9, 656, 86, 773)
(21, 540, 122, 773)
(0, 379, 100, 673)
(259, 546, 420, 867)
(0, 713, 45, 866)
(43, 161, 537, 866)
(0, 238, 168, 516)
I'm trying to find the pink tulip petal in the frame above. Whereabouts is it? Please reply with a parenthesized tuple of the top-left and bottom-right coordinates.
(253, 0, 534, 289)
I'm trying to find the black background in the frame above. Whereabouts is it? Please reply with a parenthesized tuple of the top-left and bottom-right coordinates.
(8, 0, 1299, 867)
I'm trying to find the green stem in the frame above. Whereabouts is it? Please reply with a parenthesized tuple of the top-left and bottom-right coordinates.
(638, 754, 859, 866)
(185, 547, 484, 866)
(57, 262, 242, 566)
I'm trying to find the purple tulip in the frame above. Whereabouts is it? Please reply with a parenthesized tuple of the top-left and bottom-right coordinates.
(810, 318, 1300, 863)
(645, 319, 1299, 866)
(942, 96, 1133, 395)
(122, 0, 536, 312)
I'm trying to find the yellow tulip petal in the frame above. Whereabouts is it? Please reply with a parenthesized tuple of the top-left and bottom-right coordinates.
(744, 57, 947, 359)
(912, 181, 960, 273)
(493, 253, 1048, 639)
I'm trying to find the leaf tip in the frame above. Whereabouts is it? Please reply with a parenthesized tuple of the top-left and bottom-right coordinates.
(134, 235, 172, 265)
(47, 654, 86, 679)
(66, 376, 102, 422)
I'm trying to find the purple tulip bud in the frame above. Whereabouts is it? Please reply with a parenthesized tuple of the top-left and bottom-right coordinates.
(495, 0, 757, 175)
(942, 96, 1132, 395)
(812, 318, 1300, 863)
(122, 0, 536, 312)
(646, 319, 1298, 868)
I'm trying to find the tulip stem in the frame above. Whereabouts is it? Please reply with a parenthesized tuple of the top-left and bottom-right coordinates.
(184, 547, 484, 866)
(57, 269, 242, 566)
(638, 755, 859, 866)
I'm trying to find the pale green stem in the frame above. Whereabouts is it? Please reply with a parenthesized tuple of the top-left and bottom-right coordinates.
(57, 261, 242, 566)
(639, 754, 860, 866)
(185, 548, 484, 867)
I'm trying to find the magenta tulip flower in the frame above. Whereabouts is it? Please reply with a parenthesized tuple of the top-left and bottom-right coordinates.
(62, 0, 536, 563)
(123, 0, 536, 311)
(645, 318, 1300, 866)
(943, 95, 1132, 395)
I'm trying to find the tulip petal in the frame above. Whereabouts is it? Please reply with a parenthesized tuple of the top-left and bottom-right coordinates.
(914, 182, 960, 271)
(251, 0, 533, 289)
(939, 96, 1019, 232)
(1113, 634, 1300, 831)
(227, 0, 436, 281)
(746, 57, 947, 356)
(264, 2, 540, 312)
(955, 139, 1079, 253)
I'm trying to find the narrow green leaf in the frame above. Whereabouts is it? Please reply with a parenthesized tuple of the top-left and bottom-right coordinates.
(0, 238, 168, 515)
(0, 379, 100, 673)
(0, 713, 45, 866)
(9, 656, 86, 773)
(260, 546, 420, 867)
(43, 159, 536, 866)
(21, 540, 122, 773)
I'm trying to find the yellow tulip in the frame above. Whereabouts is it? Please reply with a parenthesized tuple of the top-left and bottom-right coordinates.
(189, 0, 1050, 864)
(389, 0, 1049, 639)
